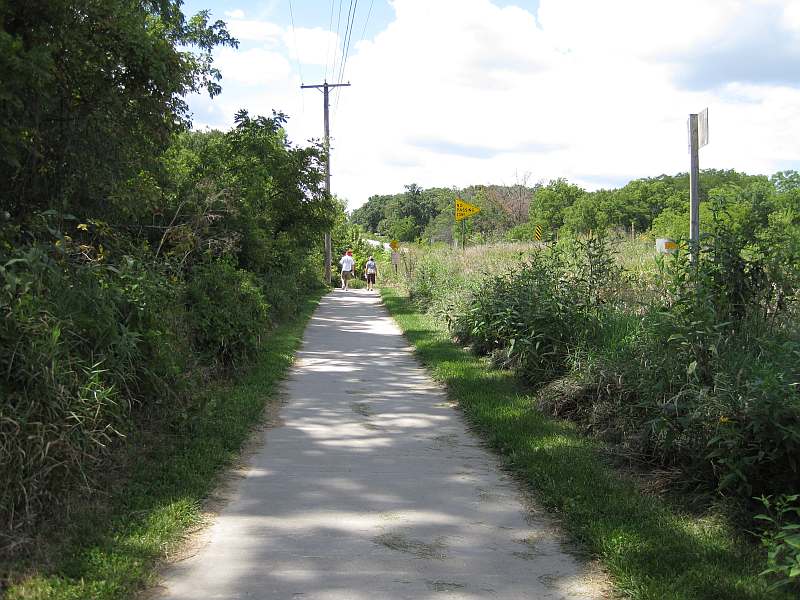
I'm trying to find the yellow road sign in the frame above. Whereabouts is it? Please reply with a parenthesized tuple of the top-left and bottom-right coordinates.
(455, 198, 481, 221)
(534, 224, 542, 241)
(389, 239, 399, 250)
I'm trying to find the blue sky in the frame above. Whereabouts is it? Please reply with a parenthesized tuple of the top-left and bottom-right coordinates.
(179, 1, 800, 209)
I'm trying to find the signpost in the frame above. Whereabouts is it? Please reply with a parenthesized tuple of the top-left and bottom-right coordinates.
(389, 239, 399, 251)
(455, 199, 481, 221)
(688, 108, 709, 259)
(455, 198, 481, 250)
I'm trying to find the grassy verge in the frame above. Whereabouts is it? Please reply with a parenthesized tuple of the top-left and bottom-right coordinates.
(3, 292, 322, 600)
(380, 286, 787, 600)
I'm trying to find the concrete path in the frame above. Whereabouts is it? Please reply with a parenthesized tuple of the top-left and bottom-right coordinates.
(157, 290, 605, 599)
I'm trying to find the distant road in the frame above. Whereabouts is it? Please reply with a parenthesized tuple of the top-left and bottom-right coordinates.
(366, 239, 392, 251)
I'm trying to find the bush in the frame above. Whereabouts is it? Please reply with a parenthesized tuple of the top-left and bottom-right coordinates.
(0, 248, 160, 535)
(399, 234, 800, 509)
(186, 260, 270, 368)
(755, 494, 800, 591)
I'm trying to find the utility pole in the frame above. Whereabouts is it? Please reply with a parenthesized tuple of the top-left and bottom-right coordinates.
(688, 108, 707, 261)
(301, 81, 351, 285)
(688, 113, 700, 259)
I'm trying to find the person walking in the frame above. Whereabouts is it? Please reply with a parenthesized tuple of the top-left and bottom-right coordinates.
(364, 255, 378, 292)
(339, 249, 355, 290)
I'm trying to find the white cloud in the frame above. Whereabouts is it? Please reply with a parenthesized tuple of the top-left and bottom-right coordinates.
(189, 0, 800, 209)
(214, 47, 292, 85)
(783, 0, 800, 31)
(226, 18, 284, 43)
(224, 9, 245, 19)
(284, 27, 340, 67)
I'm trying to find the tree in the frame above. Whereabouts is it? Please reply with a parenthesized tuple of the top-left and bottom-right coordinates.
(0, 0, 236, 221)
(771, 170, 800, 193)
(486, 172, 536, 225)
(351, 194, 390, 232)
(528, 178, 586, 232)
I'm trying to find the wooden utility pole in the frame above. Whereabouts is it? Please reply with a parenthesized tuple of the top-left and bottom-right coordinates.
(688, 113, 700, 258)
(688, 108, 707, 261)
(302, 81, 351, 284)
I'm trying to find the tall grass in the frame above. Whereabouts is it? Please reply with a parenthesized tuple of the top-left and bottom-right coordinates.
(2, 293, 320, 599)
(0, 240, 321, 551)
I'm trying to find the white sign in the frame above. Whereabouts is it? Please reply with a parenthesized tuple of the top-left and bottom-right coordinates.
(656, 238, 678, 254)
(698, 108, 709, 148)
(391, 251, 399, 266)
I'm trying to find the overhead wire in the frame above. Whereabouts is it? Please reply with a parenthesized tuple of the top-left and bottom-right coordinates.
(288, 0, 304, 84)
(324, 0, 336, 82)
(288, 0, 305, 117)
(334, 0, 373, 112)
(359, 0, 375, 43)
(330, 0, 345, 84)
(332, 0, 358, 114)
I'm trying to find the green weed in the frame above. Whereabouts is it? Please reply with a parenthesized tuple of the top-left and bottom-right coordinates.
(2, 293, 320, 599)
(381, 286, 795, 599)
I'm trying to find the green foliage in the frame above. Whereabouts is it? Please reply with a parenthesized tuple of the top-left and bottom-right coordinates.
(0, 246, 187, 539)
(529, 178, 587, 231)
(504, 222, 539, 241)
(2, 295, 320, 599)
(186, 261, 270, 368)
(0, 0, 337, 575)
(397, 234, 800, 521)
(0, 0, 237, 220)
(755, 494, 800, 591)
(356, 169, 797, 250)
(382, 286, 794, 600)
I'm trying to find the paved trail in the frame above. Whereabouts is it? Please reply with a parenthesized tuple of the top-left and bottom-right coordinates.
(158, 290, 604, 599)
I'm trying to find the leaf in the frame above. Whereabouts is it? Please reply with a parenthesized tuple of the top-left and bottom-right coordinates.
(784, 534, 800, 549)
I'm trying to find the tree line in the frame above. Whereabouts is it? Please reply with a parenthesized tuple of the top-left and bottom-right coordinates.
(351, 169, 800, 249)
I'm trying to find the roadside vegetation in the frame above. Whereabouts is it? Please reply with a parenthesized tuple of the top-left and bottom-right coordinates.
(359, 147, 800, 595)
(2, 297, 320, 599)
(0, 2, 341, 595)
(378, 229, 800, 596)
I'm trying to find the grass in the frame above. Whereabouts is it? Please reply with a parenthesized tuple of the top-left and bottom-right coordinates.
(2, 292, 322, 600)
(380, 286, 790, 600)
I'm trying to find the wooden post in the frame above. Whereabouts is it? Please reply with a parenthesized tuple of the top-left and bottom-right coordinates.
(301, 81, 351, 284)
(688, 113, 700, 260)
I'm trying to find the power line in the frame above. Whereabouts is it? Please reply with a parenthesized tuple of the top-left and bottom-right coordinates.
(330, 0, 345, 82)
(334, 0, 373, 115)
(288, 0, 304, 84)
(324, 0, 336, 81)
(359, 0, 375, 43)
(336, 0, 358, 85)
(332, 0, 358, 114)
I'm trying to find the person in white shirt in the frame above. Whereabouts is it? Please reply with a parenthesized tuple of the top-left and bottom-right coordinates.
(339, 250, 355, 290)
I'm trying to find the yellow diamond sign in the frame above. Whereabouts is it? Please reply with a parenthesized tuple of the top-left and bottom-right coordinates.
(455, 198, 481, 221)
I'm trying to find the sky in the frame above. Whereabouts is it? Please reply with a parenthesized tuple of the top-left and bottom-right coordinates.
(181, 0, 800, 210)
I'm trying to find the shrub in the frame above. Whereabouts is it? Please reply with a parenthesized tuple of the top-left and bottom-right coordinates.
(755, 494, 800, 591)
(186, 260, 270, 368)
(399, 235, 800, 507)
(1, 248, 141, 534)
